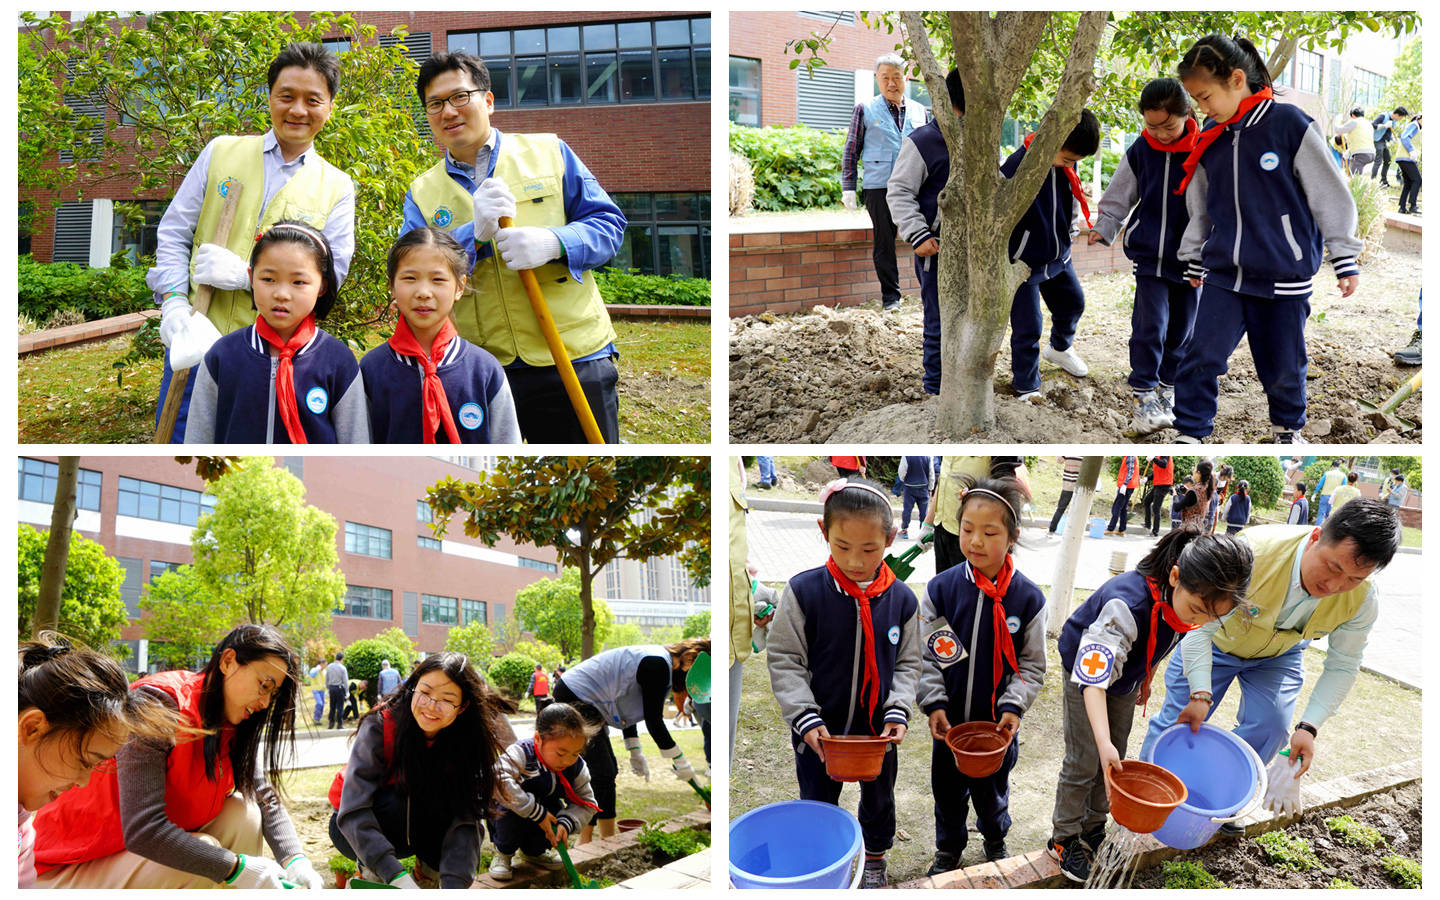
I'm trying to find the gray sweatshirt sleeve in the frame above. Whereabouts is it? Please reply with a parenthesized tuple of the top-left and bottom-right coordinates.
(181, 360, 219, 444)
(486, 380, 522, 444)
(1092, 152, 1140, 245)
(117, 732, 235, 883)
(882, 600, 922, 727)
(995, 605, 1047, 717)
(915, 582, 951, 714)
(332, 370, 371, 443)
(252, 757, 304, 866)
(337, 716, 406, 883)
(1178, 162, 1212, 279)
(556, 760, 599, 835)
(1293, 121, 1362, 278)
(886, 137, 935, 248)
(766, 583, 827, 737)
(1068, 598, 1140, 688)
(495, 742, 543, 821)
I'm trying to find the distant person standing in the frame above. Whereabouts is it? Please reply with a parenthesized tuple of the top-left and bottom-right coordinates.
(529, 664, 552, 711)
(308, 658, 327, 724)
(1313, 460, 1347, 526)
(841, 53, 927, 312)
(831, 455, 867, 480)
(377, 659, 401, 698)
(1382, 473, 1408, 508)
(1047, 456, 1086, 535)
(326, 651, 349, 729)
(1147, 456, 1175, 537)
(1335, 107, 1375, 175)
(1372, 107, 1409, 185)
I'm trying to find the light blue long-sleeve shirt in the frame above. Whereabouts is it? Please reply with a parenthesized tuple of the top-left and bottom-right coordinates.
(1180, 537, 1377, 728)
(145, 130, 356, 303)
(1399, 121, 1420, 154)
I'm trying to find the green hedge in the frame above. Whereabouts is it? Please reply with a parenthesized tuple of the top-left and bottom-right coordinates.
(19, 254, 152, 323)
(596, 269, 710, 306)
(729, 123, 845, 211)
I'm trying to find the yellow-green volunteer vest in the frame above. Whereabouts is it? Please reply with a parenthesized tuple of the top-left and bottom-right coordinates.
(408, 133, 616, 367)
(191, 136, 350, 335)
(1213, 525, 1370, 659)
(934, 456, 993, 535)
(1347, 121, 1374, 154)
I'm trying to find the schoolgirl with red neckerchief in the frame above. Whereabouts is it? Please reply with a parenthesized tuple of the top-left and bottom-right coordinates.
(1048, 526, 1252, 882)
(1089, 78, 1202, 436)
(767, 478, 921, 890)
(1170, 34, 1362, 444)
(185, 220, 369, 443)
(916, 477, 1044, 876)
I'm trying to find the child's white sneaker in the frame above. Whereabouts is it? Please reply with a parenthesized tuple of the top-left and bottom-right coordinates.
(1042, 344, 1089, 377)
(1158, 384, 1176, 414)
(521, 848, 565, 871)
(1272, 427, 1308, 444)
(1017, 389, 1042, 404)
(488, 853, 514, 881)
(1131, 391, 1174, 435)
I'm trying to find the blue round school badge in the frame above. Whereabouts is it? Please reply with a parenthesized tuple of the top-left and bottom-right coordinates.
(1075, 643, 1114, 686)
(305, 386, 329, 414)
(887, 625, 900, 645)
(433, 206, 452, 227)
(1006, 615, 1021, 634)
(1259, 151, 1280, 171)
(218, 177, 239, 198)
(458, 402, 484, 430)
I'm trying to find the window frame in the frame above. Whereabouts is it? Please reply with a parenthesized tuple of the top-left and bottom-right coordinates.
(608, 191, 711, 278)
(344, 521, 394, 559)
(728, 55, 762, 126)
(116, 475, 214, 525)
(421, 592, 459, 625)
(340, 584, 394, 620)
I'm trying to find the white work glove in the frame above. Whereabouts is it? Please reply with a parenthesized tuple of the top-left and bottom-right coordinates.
(495, 226, 562, 271)
(1262, 750, 1304, 817)
(661, 743, 694, 783)
(624, 736, 650, 781)
(472, 178, 516, 243)
(284, 855, 324, 890)
(842, 189, 858, 210)
(225, 853, 288, 889)
(191, 242, 251, 291)
(158, 295, 193, 349)
(159, 296, 222, 370)
(389, 871, 420, 889)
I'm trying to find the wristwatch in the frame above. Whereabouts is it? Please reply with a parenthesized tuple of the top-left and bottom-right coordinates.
(1294, 721, 1318, 738)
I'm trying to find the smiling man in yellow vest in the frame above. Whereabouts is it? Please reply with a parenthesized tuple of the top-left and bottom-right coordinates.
(147, 42, 356, 442)
(402, 51, 625, 443)
(1140, 499, 1403, 812)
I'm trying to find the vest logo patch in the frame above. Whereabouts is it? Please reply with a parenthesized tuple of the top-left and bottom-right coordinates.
(305, 386, 329, 414)
(926, 628, 962, 665)
(521, 181, 546, 197)
(458, 402, 484, 430)
(1259, 151, 1280, 171)
(218, 177, 239, 198)
(887, 625, 901, 645)
(1076, 643, 1114, 686)
(1006, 615, 1021, 635)
(433, 206, 453, 227)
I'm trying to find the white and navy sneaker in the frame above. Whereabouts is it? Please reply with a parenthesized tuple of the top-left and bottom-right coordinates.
(1042, 344, 1089, 377)
(1131, 390, 1174, 435)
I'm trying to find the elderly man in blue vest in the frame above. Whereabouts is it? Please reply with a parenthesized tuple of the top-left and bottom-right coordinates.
(147, 42, 356, 442)
(401, 52, 626, 443)
(842, 54, 928, 313)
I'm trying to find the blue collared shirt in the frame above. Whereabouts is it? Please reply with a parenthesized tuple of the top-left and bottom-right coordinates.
(145, 130, 356, 303)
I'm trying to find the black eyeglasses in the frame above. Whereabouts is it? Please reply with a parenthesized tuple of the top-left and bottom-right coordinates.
(424, 89, 485, 115)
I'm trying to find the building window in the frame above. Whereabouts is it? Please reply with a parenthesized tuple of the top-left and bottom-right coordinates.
(729, 56, 761, 126)
(449, 16, 708, 109)
(417, 500, 433, 523)
(604, 564, 621, 599)
(117, 476, 215, 526)
(112, 201, 165, 263)
(417, 535, 442, 551)
(670, 557, 690, 602)
(148, 560, 180, 582)
(51, 201, 93, 265)
(1354, 68, 1388, 110)
(20, 201, 34, 255)
(116, 557, 142, 618)
(645, 560, 660, 602)
(609, 192, 710, 278)
(341, 584, 394, 619)
(518, 557, 558, 573)
(462, 598, 487, 625)
(421, 593, 458, 625)
(19, 459, 102, 511)
(322, 38, 350, 55)
(345, 521, 393, 559)
(1293, 49, 1322, 94)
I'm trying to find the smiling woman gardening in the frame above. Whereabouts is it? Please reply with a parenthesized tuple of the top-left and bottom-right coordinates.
(33, 625, 318, 889)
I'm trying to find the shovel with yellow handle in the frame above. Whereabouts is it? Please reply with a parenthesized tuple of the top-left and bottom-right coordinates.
(497, 215, 606, 444)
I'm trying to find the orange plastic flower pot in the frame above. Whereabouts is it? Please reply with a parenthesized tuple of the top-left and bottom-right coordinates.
(818, 735, 893, 782)
(1105, 761, 1188, 834)
(944, 722, 1013, 777)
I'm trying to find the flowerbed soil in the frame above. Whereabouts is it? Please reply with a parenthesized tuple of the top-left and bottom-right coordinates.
(728, 246, 1421, 444)
(1130, 782, 1421, 889)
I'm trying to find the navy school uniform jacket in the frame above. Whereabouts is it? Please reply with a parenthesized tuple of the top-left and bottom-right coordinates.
(495, 738, 598, 837)
(1058, 571, 1182, 697)
(916, 561, 1047, 723)
(1091, 136, 1192, 282)
(185, 324, 369, 443)
(1178, 98, 1362, 299)
(1226, 493, 1252, 526)
(360, 336, 522, 444)
(1001, 144, 1085, 280)
(887, 119, 950, 251)
(767, 564, 922, 740)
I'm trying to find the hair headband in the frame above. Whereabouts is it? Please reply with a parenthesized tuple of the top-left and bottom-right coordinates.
(963, 487, 1019, 527)
(819, 478, 891, 507)
(260, 222, 330, 257)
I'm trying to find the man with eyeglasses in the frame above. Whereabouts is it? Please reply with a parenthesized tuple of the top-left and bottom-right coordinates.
(402, 52, 626, 443)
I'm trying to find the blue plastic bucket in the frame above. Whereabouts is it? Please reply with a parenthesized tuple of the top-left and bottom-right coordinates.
(1142, 723, 1267, 849)
(730, 800, 863, 889)
(1088, 517, 1106, 538)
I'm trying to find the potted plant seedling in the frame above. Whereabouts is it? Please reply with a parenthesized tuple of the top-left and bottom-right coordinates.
(329, 854, 357, 888)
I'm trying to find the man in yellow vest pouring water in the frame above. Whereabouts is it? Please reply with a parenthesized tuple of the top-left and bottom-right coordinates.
(402, 52, 626, 443)
(147, 42, 356, 442)
(1139, 499, 1402, 830)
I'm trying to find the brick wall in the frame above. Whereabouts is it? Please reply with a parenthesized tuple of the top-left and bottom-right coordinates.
(729, 11, 902, 127)
(729, 226, 1129, 317)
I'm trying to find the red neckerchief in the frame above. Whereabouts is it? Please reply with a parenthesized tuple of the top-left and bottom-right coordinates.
(972, 555, 1021, 720)
(388, 316, 461, 444)
(536, 742, 601, 812)
(1175, 87, 1274, 194)
(1142, 577, 1201, 715)
(1023, 133, 1091, 227)
(1141, 115, 1199, 153)
(825, 556, 897, 734)
(255, 313, 317, 444)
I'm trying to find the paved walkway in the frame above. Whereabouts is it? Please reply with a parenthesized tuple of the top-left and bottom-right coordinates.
(748, 509, 1422, 688)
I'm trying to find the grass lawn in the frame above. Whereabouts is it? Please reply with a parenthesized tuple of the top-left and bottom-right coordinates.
(17, 317, 710, 444)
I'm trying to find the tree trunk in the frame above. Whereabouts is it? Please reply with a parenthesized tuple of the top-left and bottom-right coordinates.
(578, 525, 595, 660)
(904, 11, 1107, 437)
(1047, 456, 1104, 636)
(33, 457, 79, 637)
